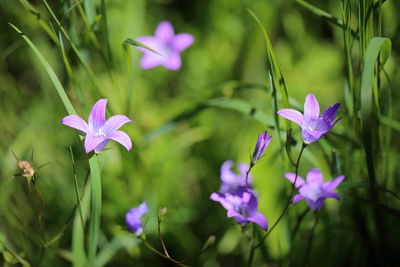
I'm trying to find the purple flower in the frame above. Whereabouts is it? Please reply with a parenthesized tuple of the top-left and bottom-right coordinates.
(136, 21, 194, 70)
(251, 131, 272, 164)
(284, 168, 345, 210)
(277, 94, 341, 143)
(62, 99, 132, 153)
(219, 160, 252, 194)
(126, 202, 148, 235)
(210, 186, 268, 230)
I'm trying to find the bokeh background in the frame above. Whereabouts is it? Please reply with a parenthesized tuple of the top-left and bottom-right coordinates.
(0, 0, 399, 266)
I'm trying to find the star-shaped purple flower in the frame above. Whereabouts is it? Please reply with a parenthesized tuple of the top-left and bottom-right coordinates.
(210, 186, 268, 230)
(284, 168, 345, 210)
(219, 160, 253, 194)
(136, 21, 194, 70)
(62, 99, 132, 153)
(251, 131, 272, 164)
(126, 202, 148, 235)
(277, 94, 341, 143)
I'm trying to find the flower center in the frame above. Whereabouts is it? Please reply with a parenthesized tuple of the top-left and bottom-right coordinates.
(95, 128, 106, 138)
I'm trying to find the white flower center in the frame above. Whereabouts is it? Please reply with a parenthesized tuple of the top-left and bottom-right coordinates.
(95, 128, 106, 138)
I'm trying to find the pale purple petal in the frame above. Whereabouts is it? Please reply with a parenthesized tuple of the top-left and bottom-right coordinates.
(109, 131, 132, 151)
(293, 194, 304, 204)
(136, 36, 160, 54)
(306, 199, 324, 210)
(247, 212, 268, 230)
(277, 109, 304, 126)
(88, 99, 107, 132)
(140, 54, 164, 69)
(227, 210, 240, 218)
(126, 202, 148, 235)
(322, 191, 340, 200)
(304, 94, 320, 119)
(163, 53, 181, 70)
(306, 168, 324, 184)
(323, 175, 345, 192)
(62, 115, 89, 133)
(302, 128, 325, 143)
(172, 33, 194, 52)
(284, 173, 305, 188)
(94, 140, 109, 153)
(103, 115, 132, 136)
(84, 133, 105, 153)
(155, 21, 174, 42)
(321, 103, 340, 123)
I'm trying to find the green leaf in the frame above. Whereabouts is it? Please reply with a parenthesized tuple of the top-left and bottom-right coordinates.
(124, 38, 162, 56)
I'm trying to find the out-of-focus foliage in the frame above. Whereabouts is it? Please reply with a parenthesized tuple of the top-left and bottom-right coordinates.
(0, 0, 399, 266)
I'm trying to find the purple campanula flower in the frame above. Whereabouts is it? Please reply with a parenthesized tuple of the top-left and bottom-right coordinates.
(277, 94, 341, 144)
(284, 168, 345, 210)
(136, 21, 194, 70)
(210, 186, 268, 230)
(62, 99, 132, 153)
(251, 131, 272, 164)
(219, 160, 252, 194)
(126, 202, 148, 235)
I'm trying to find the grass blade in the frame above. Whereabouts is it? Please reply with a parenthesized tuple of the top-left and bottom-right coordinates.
(88, 156, 101, 265)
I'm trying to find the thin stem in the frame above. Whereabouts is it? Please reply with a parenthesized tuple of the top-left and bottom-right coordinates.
(301, 212, 320, 267)
(157, 218, 170, 258)
(291, 208, 310, 240)
(69, 146, 84, 228)
(140, 237, 188, 266)
(245, 163, 254, 187)
(255, 143, 307, 248)
(247, 224, 256, 267)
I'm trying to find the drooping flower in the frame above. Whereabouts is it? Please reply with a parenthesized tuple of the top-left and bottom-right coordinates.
(136, 21, 194, 70)
(277, 94, 341, 143)
(251, 131, 272, 164)
(62, 99, 132, 153)
(284, 168, 345, 210)
(218, 160, 252, 194)
(126, 202, 148, 235)
(210, 186, 268, 230)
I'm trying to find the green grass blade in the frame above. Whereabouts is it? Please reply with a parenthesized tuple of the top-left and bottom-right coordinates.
(124, 38, 162, 56)
(88, 156, 101, 265)
(295, 0, 358, 38)
(9, 23, 77, 115)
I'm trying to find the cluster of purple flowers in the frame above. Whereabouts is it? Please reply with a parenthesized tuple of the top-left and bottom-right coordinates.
(210, 160, 268, 230)
(61, 21, 345, 237)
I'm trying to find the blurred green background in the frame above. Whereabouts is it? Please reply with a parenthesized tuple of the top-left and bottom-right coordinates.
(0, 0, 399, 266)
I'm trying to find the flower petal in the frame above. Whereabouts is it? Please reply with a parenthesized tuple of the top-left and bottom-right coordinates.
(302, 128, 325, 143)
(248, 212, 268, 230)
(284, 173, 305, 188)
(322, 191, 340, 200)
(84, 133, 105, 153)
(323, 175, 345, 191)
(140, 54, 163, 69)
(109, 131, 132, 151)
(172, 33, 194, 52)
(293, 194, 304, 204)
(277, 109, 304, 126)
(155, 21, 174, 42)
(103, 115, 132, 136)
(306, 199, 325, 210)
(88, 99, 107, 132)
(321, 103, 340, 123)
(304, 94, 320, 119)
(306, 168, 323, 184)
(136, 36, 160, 54)
(163, 53, 181, 70)
(62, 115, 88, 133)
(94, 140, 109, 153)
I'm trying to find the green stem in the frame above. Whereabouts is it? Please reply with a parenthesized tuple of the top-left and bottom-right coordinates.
(301, 212, 320, 267)
(254, 143, 307, 249)
(88, 155, 101, 265)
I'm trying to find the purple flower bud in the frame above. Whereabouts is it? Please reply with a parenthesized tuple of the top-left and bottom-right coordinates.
(251, 131, 272, 164)
(284, 168, 345, 210)
(277, 94, 341, 143)
(126, 202, 148, 235)
(210, 186, 268, 230)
